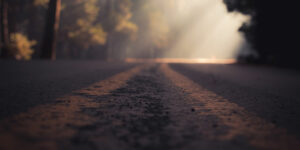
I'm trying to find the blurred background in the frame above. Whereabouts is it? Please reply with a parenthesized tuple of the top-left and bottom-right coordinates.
(0, 0, 299, 67)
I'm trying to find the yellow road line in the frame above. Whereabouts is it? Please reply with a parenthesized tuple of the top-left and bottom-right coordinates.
(160, 64, 300, 150)
(0, 64, 147, 150)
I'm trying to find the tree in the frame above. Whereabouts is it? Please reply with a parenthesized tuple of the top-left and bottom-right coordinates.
(0, 0, 9, 57)
(27, 0, 48, 58)
(41, 0, 61, 60)
(130, 0, 170, 58)
(223, 0, 300, 66)
(58, 0, 107, 59)
(101, 0, 138, 59)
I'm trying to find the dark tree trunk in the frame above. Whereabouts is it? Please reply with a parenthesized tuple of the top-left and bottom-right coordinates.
(28, 0, 43, 58)
(41, 0, 61, 60)
(0, 0, 9, 58)
(104, 0, 115, 60)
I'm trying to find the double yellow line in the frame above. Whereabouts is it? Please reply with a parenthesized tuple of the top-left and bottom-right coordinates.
(0, 64, 147, 150)
(0, 63, 299, 150)
(160, 64, 300, 150)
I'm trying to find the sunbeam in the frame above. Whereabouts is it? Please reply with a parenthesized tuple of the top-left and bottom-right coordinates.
(163, 0, 250, 59)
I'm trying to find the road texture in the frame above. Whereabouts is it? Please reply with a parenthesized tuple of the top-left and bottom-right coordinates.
(0, 61, 299, 150)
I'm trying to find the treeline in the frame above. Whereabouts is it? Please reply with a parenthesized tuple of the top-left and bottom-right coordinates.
(223, 0, 300, 67)
(0, 0, 177, 60)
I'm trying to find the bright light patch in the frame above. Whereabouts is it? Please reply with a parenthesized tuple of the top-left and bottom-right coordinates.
(164, 0, 250, 59)
(126, 58, 237, 64)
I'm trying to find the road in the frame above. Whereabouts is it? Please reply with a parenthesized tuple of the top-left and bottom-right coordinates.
(0, 61, 300, 150)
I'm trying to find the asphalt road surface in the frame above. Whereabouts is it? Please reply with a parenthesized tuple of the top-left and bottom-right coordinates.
(0, 61, 300, 150)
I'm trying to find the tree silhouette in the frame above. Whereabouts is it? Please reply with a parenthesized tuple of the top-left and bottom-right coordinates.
(41, 0, 61, 60)
(0, 0, 9, 58)
(223, 0, 300, 67)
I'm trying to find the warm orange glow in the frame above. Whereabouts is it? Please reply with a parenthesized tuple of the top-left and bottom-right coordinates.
(125, 58, 237, 64)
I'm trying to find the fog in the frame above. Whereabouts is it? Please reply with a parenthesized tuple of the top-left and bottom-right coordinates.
(127, 0, 250, 60)
(1, 0, 251, 61)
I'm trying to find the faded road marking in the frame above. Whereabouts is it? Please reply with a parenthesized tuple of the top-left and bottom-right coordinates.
(160, 64, 300, 150)
(0, 65, 147, 150)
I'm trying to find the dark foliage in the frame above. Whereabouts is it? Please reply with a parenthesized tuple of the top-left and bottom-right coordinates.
(224, 0, 300, 67)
